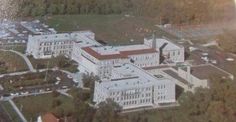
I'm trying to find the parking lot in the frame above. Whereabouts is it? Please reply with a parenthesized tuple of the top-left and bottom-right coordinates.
(187, 46, 236, 78)
(158, 23, 224, 39)
(0, 19, 56, 50)
(0, 70, 77, 97)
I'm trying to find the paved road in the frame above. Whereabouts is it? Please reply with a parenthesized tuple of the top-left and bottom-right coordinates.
(9, 100, 27, 122)
(0, 71, 30, 78)
(0, 68, 51, 78)
(8, 50, 36, 72)
(0, 49, 36, 72)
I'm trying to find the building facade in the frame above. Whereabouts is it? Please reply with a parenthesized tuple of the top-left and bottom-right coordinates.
(144, 37, 185, 63)
(71, 31, 101, 65)
(26, 31, 99, 59)
(93, 64, 176, 109)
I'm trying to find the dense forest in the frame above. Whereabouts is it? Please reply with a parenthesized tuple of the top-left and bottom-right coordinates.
(218, 30, 236, 53)
(1, 0, 236, 24)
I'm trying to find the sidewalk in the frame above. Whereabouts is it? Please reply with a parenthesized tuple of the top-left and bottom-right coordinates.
(9, 100, 27, 122)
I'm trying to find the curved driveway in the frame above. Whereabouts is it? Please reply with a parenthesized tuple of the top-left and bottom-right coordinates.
(0, 49, 36, 72)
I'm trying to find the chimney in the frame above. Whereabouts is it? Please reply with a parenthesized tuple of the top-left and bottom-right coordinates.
(187, 66, 192, 84)
(152, 33, 157, 49)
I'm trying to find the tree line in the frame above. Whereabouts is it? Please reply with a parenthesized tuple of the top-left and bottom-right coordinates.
(2, 0, 235, 24)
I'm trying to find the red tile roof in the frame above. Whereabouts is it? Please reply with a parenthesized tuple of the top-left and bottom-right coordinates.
(82, 47, 158, 60)
(42, 113, 59, 122)
(120, 48, 157, 55)
(82, 47, 127, 60)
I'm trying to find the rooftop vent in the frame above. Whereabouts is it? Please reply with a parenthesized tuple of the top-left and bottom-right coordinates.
(155, 75, 164, 78)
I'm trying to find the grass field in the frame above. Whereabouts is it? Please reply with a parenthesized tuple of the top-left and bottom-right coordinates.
(14, 93, 74, 121)
(28, 56, 78, 72)
(0, 101, 22, 122)
(43, 15, 176, 45)
(124, 107, 182, 122)
(0, 51, 28, 74)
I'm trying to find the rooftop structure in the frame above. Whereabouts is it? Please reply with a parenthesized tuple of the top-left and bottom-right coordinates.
(144, 37, 185, 63)
(179, 64, 234, 80)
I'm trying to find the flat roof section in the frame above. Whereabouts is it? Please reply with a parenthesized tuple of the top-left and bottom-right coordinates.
(82, 47, 127, 60)
(163, 70, 189, 84)
(82, 45, 158, 60)
(189, 65, 231, 80)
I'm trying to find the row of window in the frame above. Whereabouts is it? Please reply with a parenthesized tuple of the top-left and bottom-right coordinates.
(140, 99, 151, 104)
(122, 98, 152, 106)
(171, 51, 181, 56)
(110, 92, 153, 102)
(39, 41, 73, 46)
(39, 45, 72, 51)
(131, 54, 158, 61)
(157, 85, 166, 89)
(110, 87, 152, 96)
(157, 96, 166, 100)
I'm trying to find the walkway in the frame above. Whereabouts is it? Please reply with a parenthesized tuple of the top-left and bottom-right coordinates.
(0, 49, 36, 72)
(9, 100, 27, 122)
(8, 50, 36, 72)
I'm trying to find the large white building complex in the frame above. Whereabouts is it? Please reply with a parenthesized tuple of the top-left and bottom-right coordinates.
(26, 31, 185, 110)
(77, 36, 185, 78)
(93, 63, 176, 109)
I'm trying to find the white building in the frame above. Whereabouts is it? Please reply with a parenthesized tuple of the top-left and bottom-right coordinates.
(71, 31, 101, 64)
(144, 37, 185, 63)
(26, 31, 99, 59)
(79, 44, 159, 78)
(93, 63, 176, 110)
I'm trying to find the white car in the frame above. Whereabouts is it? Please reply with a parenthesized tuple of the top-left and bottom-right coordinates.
(21, 91, 29, 95)
(56, 77, 61, 81)
(67, 75, 73, 79)
(55, 81, 60, 85)
(62, 86, 68, 89)
(10, 93, 19, 96)
(210, 60, 217, 64)
(226, 58, 234, 62)
(39, 89, 45, 93)
(202, 53, 208, 56)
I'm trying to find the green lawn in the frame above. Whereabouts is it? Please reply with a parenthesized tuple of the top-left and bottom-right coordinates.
(14, 93, 75, 121)
(28, 56, 78, 73)
(43, 15, 176, 45)
(0, 101, 22, 122)
(28, 56, 57, 69)
(0, 51, 28, 74)
(123, 106, 186, 122)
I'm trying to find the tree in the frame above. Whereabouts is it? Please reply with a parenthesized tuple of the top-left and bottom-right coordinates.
(82, 73, 99, 88)
(52, 99, 62, 108)
(93, 99, 122, 122)
(55, 55, 69, 68)
(48, 4, 58, 15)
